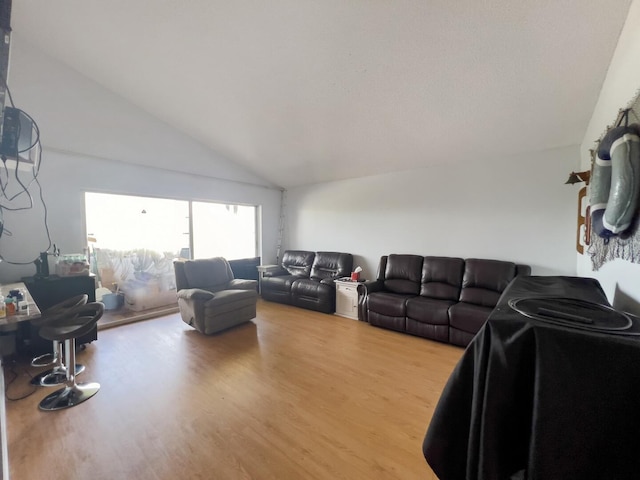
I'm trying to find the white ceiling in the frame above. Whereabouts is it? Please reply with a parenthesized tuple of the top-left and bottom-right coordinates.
(11, 1, 633, 188)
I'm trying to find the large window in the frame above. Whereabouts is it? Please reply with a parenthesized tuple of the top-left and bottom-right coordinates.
(85, 192, 258, 261)
(85, 192, 259, 312)
(192, 202, 257, 260)
(85, 193, 188, 255)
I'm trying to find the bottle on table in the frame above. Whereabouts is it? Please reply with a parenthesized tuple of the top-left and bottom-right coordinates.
(4, 297, 16, 315)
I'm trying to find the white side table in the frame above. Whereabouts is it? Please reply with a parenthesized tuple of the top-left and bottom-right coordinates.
(335, 278, 362, 320)
(256, 264, 280, 294)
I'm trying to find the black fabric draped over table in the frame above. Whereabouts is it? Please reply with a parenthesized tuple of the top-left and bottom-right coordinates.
(423, 276, 640, 480)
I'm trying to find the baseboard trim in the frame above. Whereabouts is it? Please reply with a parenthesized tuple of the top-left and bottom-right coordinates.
(98, 306, 180, 331)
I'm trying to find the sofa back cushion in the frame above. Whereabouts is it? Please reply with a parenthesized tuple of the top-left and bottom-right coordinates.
(181, 257, 234, 291)
(310, 252, 353, 280)
(282, 250, 316, 277)
(383, 254, 423, 295)
(420, 256, 464, 300)
(459, 258, 517, 307)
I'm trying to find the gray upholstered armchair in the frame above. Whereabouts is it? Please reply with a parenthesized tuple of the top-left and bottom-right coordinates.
(173, 257, 258, 334)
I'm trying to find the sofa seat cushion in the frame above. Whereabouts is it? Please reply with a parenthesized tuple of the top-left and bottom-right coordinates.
(368, 292, 415, 317)
(204, 289, 257, 316)
(262, 275, 298, 292)
(261, 274, 298, 304)
(291, 278, 332, 297)
(291, 278, 336, 313)
(406, 296, 454, 325)
(448, 301, 493, 334)
(204, 289, 256, 307)
(459, 287, 502, 309)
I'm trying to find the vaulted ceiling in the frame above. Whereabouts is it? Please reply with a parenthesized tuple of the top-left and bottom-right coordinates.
(11, 1, 633, 188)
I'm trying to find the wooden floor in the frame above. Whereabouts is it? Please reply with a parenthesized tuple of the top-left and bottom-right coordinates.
(4, 299, 463, 480)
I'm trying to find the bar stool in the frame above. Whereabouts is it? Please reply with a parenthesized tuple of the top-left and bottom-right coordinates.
(30, 294, 89, 386)
(38, 302, 104, 411)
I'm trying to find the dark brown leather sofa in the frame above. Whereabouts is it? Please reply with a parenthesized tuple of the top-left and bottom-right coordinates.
(261, 250, 353, 313)
(358, 254, 531, 347)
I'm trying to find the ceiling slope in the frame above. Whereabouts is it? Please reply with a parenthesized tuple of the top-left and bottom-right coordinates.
(11, 0, 633, 188)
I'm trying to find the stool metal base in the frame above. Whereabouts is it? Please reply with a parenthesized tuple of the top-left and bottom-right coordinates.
(30, 364, 85, 386)
(31, 352, 56, 368)
(38, 382, 100, 411)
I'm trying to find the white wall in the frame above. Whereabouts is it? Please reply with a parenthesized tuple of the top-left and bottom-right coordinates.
(578, 0, 640, 313)
(9, 35, 275, 187)
(0, 37, 282, 283)
(286, 146, 579, 280)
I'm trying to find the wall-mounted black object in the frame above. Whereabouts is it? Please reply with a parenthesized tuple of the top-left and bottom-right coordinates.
(0, 0, 10, 138)
(0, 106, 33, 158)
(0, 0, 10, 31)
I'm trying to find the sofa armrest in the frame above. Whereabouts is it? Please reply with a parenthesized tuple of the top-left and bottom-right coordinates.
(357, 280, 384, 322)
(263, 266, 288, 277)
(228, 279, 258, 291)
(358, 280, 383, 296)
(177, 288, 215, 301)
(320, 277, 337, 286)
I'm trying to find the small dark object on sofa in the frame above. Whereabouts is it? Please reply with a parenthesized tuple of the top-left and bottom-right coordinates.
(261, 250, 353, 313)
(358, 255, 530, 347)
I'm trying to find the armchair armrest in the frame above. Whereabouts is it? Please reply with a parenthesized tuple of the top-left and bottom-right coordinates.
(228, 279, 258, 291)
(263, 266, 288, 277)
(357, 280, 384, 322)
(177, 288, 215, 301)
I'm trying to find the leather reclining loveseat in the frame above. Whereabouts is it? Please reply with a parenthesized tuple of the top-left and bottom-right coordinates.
(358, 254, 531, 347)
(262, 250, 353, 313)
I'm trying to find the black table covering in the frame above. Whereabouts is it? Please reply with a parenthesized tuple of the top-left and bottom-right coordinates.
(423, 276, 640, 480)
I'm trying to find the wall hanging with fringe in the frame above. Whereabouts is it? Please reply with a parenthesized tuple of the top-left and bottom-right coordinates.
(588, 89, 640, 270)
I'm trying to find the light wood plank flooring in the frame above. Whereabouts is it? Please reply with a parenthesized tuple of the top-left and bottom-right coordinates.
(4, 299, 463, 480)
